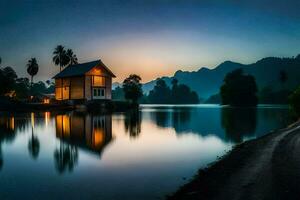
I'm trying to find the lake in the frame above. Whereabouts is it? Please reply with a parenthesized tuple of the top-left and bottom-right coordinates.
(0, 104, 290, 199)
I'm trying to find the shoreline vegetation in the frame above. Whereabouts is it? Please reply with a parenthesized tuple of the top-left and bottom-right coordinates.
(167, 120, 300, 200)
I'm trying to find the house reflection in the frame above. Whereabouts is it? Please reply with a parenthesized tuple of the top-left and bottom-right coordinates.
(0, 115, 17, 170)
(0, 116, 15, 133)
(55, 112, 113, 157)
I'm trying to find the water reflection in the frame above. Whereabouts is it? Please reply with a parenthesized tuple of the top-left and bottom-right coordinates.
(221, 107, 257, 143)
(0, 114, 17, 170)
(124, 110, 141, 138)
(149, 107, 191, 133)
(0, 106, 291, 199)
(146, 105, 287, 142)
(28, 128, 40, 160)
(54, 142, 78, 174)
(55, 112, 113, 157)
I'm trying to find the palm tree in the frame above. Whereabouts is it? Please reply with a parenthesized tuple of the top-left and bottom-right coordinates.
(52, 45, 69, 72)
(66, 49, 78, 66)
(26, 58, 39, 87)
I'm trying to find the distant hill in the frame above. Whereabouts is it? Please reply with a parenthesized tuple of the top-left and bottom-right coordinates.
(117, 56, 300, 100)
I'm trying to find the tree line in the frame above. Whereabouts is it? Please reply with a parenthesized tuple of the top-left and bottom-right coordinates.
(0, 45, 78, 99)
(219, 68, 300, 118)
(113, 77, 199, 104)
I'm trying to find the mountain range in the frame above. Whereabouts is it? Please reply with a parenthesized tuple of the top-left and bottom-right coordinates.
(113, 55, 300, 100)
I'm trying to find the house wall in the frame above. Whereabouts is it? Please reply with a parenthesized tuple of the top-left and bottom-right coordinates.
(85, 66, 113, 100)
(70, 77, 84, 99)
(85, 76, 92, 100)
(55, 65, 114, 101)
(105, 77, 112, 99)
(55, 78, 70, 100)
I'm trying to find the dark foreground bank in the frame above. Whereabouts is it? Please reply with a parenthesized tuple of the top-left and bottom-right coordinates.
(168, 120, 300, 200)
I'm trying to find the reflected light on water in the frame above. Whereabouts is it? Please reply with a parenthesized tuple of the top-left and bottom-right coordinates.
(31, 112, 35, 129)
(0, 105, 291, 199)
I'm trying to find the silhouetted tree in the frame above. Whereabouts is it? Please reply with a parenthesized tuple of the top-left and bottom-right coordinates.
(0, 66, 17, 96)
(289, 86, 300, 118)
(279, 70, 288, 88)
(26, 58, 39, 87)
(147, 79, 199, 104)
(148, 79, 171, 103)
(220, 69, 258, 106)
(122, 74, 143, 104)
(112, 86, 125, 100)
(53, 45, 69, 72)
(66, 49, 78, 66)
(14, 78, 30, 99)
(170, 79, 199, 104)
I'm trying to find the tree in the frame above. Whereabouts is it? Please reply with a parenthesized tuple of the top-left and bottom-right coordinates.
(66, 49, 78, 66)
(122, 74, 143, 104)
(0, 66, 17, 96)
(170, 78, 199, 104)
(26, 58, 39, 87)
(52, 45, 69, 72)
(220, 69, 258, 106)
(289, 86, 300, 118)
(14, 78, 30, 99)
(112, 86, 125, 100)
(148, 79, 171, 103)
(279, 70, 288, 88)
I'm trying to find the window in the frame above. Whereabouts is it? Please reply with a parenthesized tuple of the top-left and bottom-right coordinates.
(93, 76, 105, 86)
(93, 88, 105, 99)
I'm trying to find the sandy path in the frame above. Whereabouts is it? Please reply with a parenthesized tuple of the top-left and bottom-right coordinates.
(168, 122, 300, 200)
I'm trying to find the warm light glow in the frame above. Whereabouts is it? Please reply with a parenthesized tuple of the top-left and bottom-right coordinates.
(63, 115, 70, 137)
(93, 128, 104, 148)
(45, 112, 50, 127)
(55, 115, 70, 137)
(31, 113, 35, 128)
(93, 76, 105, 86)
(11, 117, 14, 131)
(44, 98, 50, 104)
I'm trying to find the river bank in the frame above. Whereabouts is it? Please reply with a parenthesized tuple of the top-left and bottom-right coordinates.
(168, 120, 300, 200)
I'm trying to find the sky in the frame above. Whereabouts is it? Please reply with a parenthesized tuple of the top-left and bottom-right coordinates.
(1, 0, 300, 83)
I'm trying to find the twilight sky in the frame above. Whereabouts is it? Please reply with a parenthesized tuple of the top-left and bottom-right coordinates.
(1, 0, 300, 83)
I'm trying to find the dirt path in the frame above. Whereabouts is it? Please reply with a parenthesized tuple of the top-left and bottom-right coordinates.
(168, 122, 300, 200)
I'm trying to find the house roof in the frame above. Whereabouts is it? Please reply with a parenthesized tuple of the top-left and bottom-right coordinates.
(53, 59, 116, 79)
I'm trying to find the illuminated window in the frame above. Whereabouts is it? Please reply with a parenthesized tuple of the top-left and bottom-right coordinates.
(55, 88, 62, 100)
(93, 76, 105, 86)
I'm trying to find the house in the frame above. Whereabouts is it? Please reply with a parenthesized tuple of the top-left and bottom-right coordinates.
(53, 59, 116, 101)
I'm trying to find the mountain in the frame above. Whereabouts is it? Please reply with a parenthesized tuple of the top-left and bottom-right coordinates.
(137, 56, 300, 99)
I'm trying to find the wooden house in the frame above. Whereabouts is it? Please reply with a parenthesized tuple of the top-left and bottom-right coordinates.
(53, 60, 116, 101)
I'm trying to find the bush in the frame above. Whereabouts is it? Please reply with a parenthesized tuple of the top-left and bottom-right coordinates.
(289, 86, 300, 118)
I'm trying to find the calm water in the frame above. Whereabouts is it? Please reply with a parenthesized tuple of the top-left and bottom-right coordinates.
(0, 104, 290, 199)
